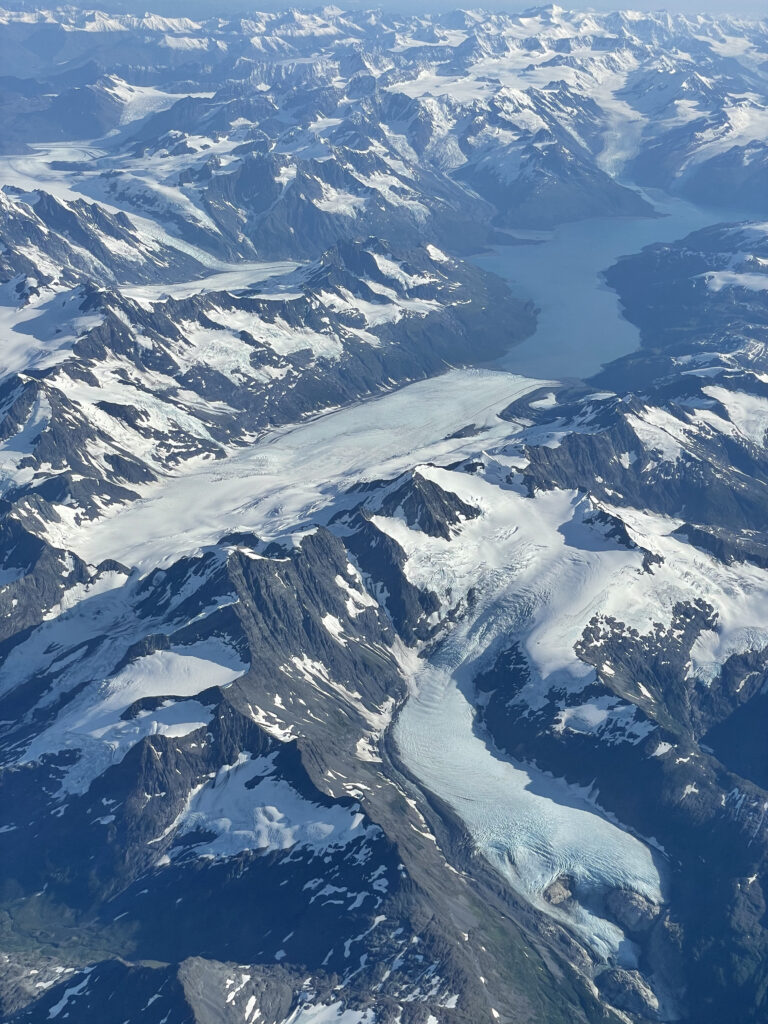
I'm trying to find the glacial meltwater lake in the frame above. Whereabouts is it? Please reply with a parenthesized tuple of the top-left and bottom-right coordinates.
(472, 189, 744, 379)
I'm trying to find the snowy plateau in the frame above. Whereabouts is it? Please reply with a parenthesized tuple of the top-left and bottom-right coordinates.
(1, 5, 768, 1024)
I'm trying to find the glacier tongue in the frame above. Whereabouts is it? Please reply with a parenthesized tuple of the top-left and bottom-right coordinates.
(394, 656, 663, 962)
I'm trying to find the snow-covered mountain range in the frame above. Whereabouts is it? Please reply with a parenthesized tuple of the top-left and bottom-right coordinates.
(2, 6, 768, 1024)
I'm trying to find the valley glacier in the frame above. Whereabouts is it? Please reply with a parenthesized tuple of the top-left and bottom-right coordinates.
(394, 661, 663, 962)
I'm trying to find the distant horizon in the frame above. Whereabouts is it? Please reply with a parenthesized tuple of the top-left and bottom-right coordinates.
(4, 1, 767, 19)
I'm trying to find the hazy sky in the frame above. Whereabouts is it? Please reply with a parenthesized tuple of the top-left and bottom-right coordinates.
(320, 1, 763, 11)
(57, 0, 767, 15)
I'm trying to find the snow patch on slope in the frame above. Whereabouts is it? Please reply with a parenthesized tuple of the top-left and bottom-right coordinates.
(169, 751, 374, 859)
(21, 640, 247, 794)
